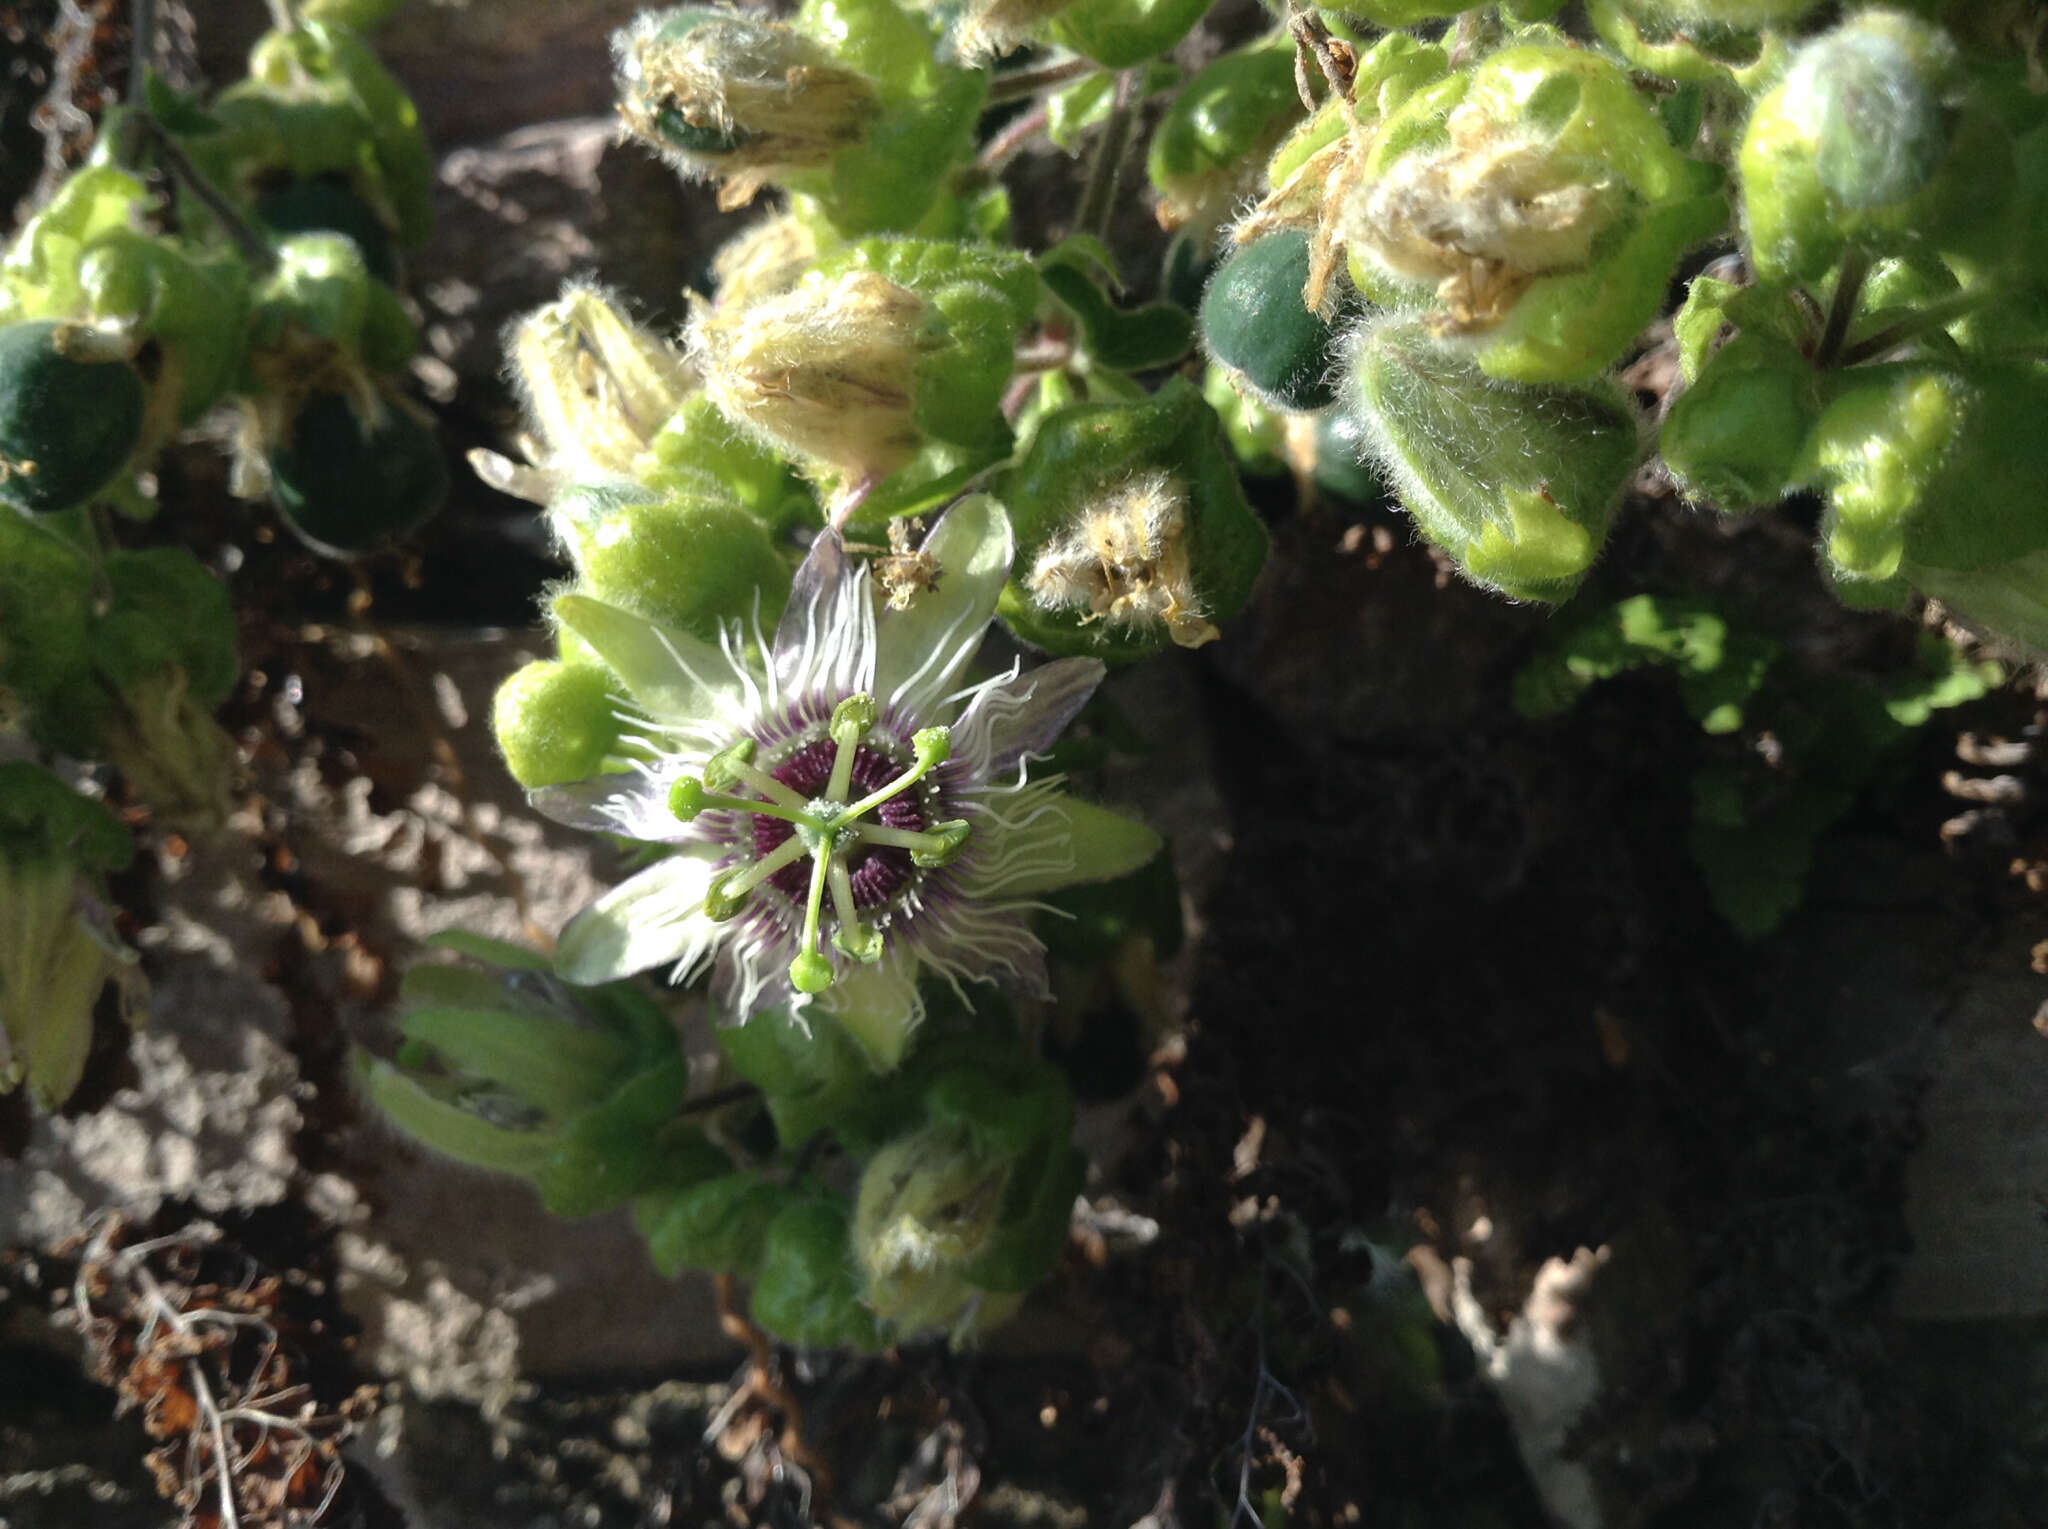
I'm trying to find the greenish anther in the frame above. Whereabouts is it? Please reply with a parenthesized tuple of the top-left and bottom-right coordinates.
(662, 713, 965, 995)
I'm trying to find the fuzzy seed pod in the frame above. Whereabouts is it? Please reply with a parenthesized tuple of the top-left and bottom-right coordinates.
(614, 7, 881, 210)
(508, 283, 694, 482)
(689, 268, 928, 483)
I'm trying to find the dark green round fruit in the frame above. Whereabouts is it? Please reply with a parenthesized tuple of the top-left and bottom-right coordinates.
(267, 390, 448, 556)
(1312, 406, 1383, 507)
(1199, 231, 1340, 413)
(0, 321, 145, 515)
(253, 176, 402, 285)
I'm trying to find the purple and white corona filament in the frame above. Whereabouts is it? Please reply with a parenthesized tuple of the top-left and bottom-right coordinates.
(532, 497, 1160, 1065)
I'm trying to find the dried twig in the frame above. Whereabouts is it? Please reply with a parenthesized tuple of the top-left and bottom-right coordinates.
(65, 1216, 379, 1529)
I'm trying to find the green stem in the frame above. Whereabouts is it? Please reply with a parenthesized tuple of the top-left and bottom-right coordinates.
(1815, 246, 1871, 368)
(850, 821, 955, 855)
(136, 116, 277, 271)
(985, 56, 1100, 105)
(1836, 280, 2008, 367)
(118, 0, 158, 166)
(1074, 69, 1139, 243)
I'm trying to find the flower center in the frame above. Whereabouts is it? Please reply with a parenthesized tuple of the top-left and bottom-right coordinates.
(664, 692, 972, 997)
(751, 739, 925, 911)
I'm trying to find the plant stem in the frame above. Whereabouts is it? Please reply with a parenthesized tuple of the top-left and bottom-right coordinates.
(136, 115, 277, 271)
(985, 56, 1100, 105)
(115, 0, 158, 166)
(1073, 68, 1139, 243)
(1815, 246, 1871, 367)
(1836, 280, 2007, 367)
(978, 105, 1050, 169)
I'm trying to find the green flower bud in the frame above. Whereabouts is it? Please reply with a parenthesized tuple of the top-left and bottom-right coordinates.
(1148, 45, 1304, 243)
(267, 390, 447, 557)
(1586, 1, 1804, 90)
(1344, 41, 1726, 383)
(693, 238, 1036, 487)
(507, 282, 694, 483)
(643, 393, 816, 533)
(788, 0, 990, 236)
(1660, 331, 1820, 509)
(364, 945, 711, 1218)
(614, 7, 882, 211)
(693, 267, 926, 483)
(1343, 0, 1462, 22)
(551, 479, 792, 640)
(1047, 0, 1209, 69)
(1739, 11, 2013, 285)
(1201, 232, 1343, 414)
(0, 166, 151, 326)
(238, 21, 435, 247)
(855, 1123, 1013, 1338)
(1617, 0, 1820, 22)
(253, 175, 403, 286)
(1799, 362, 2048, 582)
(999, 377, 1269, 660)
(493, 658, 624, 789)
(0, 763, 140, 1110)
(0, 321, 144, 514)
(76, 233, 250, 430)
(1347, 316, 1639, 602)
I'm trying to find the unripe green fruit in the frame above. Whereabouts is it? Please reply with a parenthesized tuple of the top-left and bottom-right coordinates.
(267, 391, 448, 557)
(493, 658, 624, 789)
(553, 485, 791, 641)
(1344, 0, 1461, 22)
(253, 175, 402, 285)
(1661, 332, 1818, 509)
(1801, 362, 2048, 580)
(1312, 407, 1382, 507)
(1047, 0, 1208, 69)
(1147, 46, 1302, 239)
(1348, 317, 1638, 603)
(1200, 233, 1341, 413)
(0, 322, 145, 515)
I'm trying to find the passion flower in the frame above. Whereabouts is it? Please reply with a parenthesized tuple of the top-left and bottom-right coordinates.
(532, 496, 1160, 1068)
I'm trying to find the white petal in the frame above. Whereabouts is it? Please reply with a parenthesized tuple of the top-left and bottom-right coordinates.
(529, 761, 692, 843)
(553, 594, 743, 726)
(949, 656, 1104, 778)
(554, 845, 725, 984)
(773, 531, 875, 701)
(873, 495, 1014, 715)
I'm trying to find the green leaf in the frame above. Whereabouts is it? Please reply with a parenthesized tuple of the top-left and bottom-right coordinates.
(1040, 262, 1195, 372)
